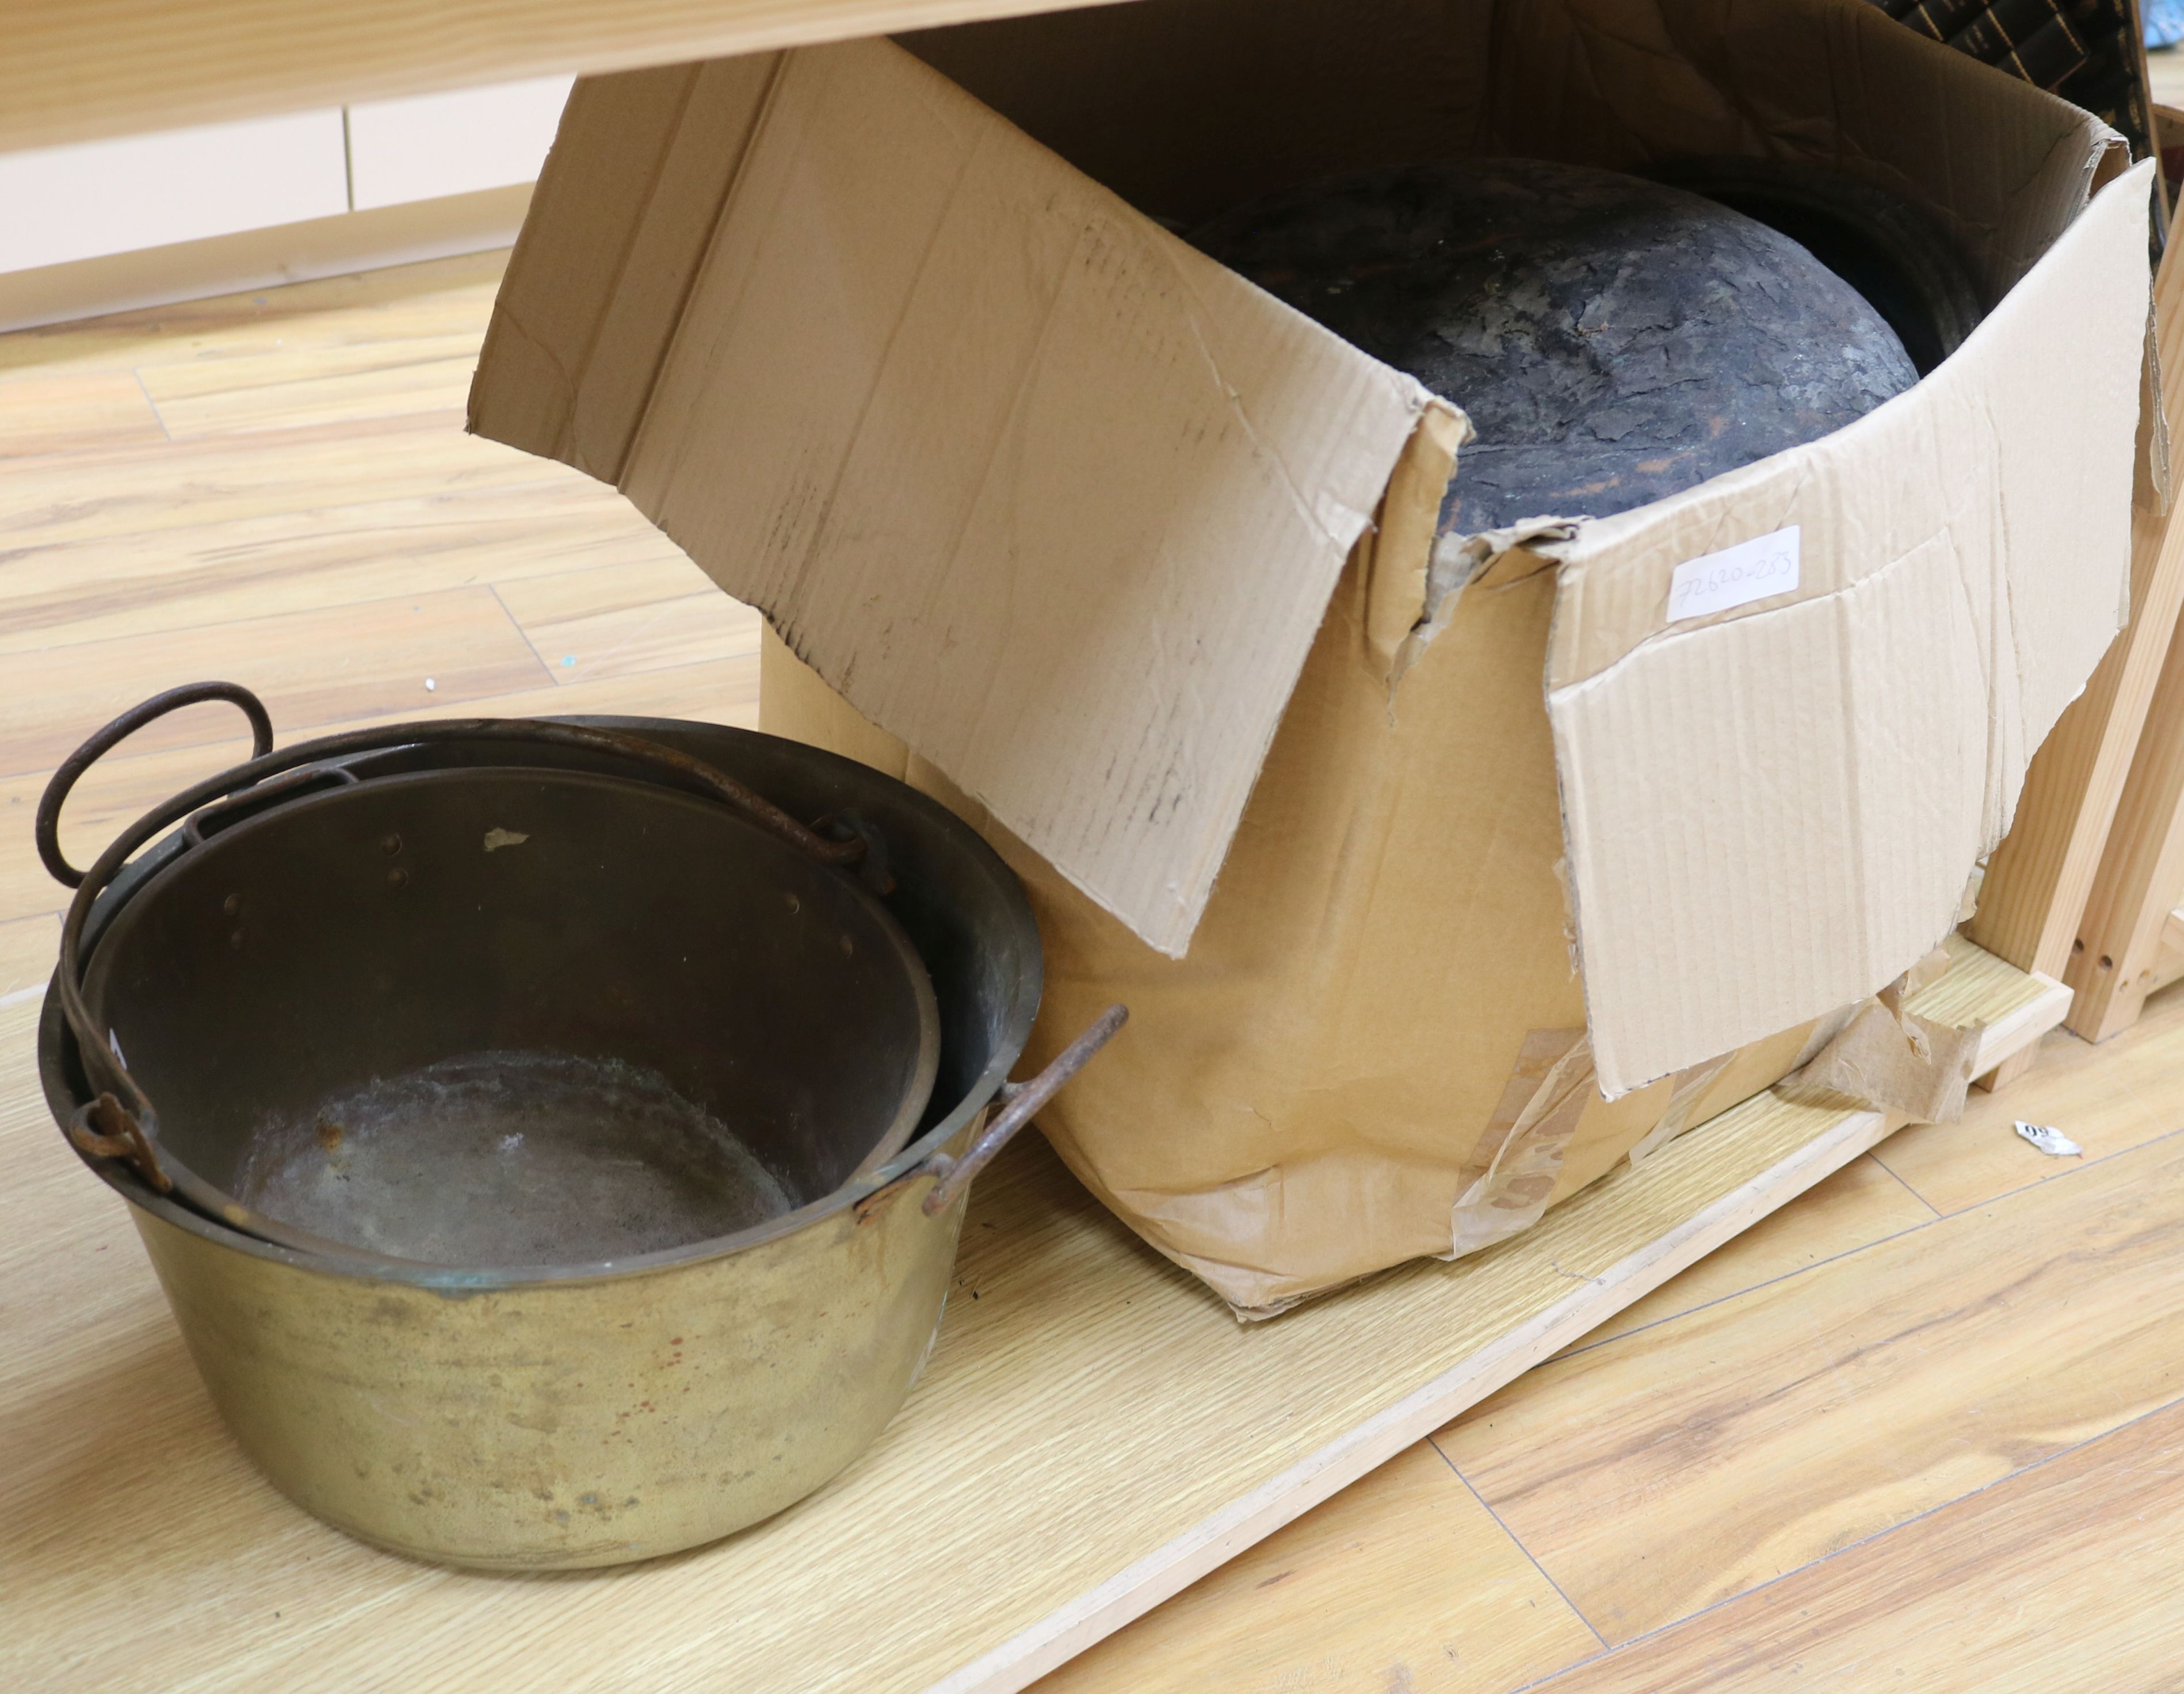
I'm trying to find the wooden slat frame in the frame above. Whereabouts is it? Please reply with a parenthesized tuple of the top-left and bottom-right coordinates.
(2056, 109, 2184, 1043)
(2066, 601, 2184, 1037)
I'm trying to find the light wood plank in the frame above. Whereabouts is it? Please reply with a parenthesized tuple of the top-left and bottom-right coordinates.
(1525, 1397, 2184, 1691)
(3, 584, 551, 776)
(0, 478, 693, 659)
(494, 559, 759, 683)
(2062, 193, 2184, 1046)
(0, 911, 60, 1001)
(1550, 1154, 1935, 1358)
(0, 1, 1138, 155)
(0, 193, 526, 343)
(2155, 905, 2184, 993)
(1914, 929, 2064, 1033)
(1032, 1443, 1601, 1694)
(0, 251, 507, 381)
(2065, 588, 2184, 1040)
(0, 409, 560, 550)
(136, 338, 486, 438)
(115, 249, 502, 437)
(1969, 1039, 2038, 1095)
(1437, 1120, 2184, 1646)
(0, 369, 166, 458)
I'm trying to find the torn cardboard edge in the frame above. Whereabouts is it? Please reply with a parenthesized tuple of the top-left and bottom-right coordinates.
(1442, 946, 1973, 1288)
(1234, 943, 1973, 1320)
(1549, 144, 2147, 1100)
(2143, 290, 2174, 518)
(1384, 512, 1576, 695)
(1363, 402, 1471, 676)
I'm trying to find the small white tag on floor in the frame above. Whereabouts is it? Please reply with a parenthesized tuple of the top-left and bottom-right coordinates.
(2014, 1121, 2084, 1157)
(1666, 525, 1801, 622)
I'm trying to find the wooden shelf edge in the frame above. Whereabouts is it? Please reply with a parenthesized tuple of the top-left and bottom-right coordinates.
(1974, 969, 2076, 1067)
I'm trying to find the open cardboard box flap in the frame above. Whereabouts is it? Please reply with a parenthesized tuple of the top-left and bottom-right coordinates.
(471, 0, 2147, 1097)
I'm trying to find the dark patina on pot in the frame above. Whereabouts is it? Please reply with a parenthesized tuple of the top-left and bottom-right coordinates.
(1192, 155, 1927, 534)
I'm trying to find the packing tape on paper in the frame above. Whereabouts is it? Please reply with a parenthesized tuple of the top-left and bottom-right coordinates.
(1445, 935, 1977, 1268)
(1448, 1028, 1729, 1262)
(1445, 1027, 1595, 1260)
(1625, 1050, 1736, 1171)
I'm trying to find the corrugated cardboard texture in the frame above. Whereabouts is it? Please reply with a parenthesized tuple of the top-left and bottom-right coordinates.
(474, 0, 2145, 1305)
(1541, 162, 2150, 1091)
(472, 55, 782, 483)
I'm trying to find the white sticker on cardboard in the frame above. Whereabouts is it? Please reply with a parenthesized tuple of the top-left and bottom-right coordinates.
(1667, 525, 1801, 624)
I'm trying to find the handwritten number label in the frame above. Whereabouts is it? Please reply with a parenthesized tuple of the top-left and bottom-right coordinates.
(1666, 525, 1801, 624)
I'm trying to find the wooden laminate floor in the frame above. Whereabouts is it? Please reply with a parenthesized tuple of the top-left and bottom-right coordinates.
(3, 253, 2182, 1693)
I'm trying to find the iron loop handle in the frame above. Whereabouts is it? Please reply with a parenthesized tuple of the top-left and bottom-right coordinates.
(66, 1094, 172, 1195)
(46, 691, 887, 1199)
(38, 681, 273, 889)
(920, 1005, 1128, 1216)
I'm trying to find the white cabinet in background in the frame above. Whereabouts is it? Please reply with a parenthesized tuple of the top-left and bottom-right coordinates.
(0, 75, 572, 330)
(345, 77, 574, 212)
(0, 110, 349, 273)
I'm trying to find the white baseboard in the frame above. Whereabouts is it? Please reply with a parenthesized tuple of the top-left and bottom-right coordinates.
(0, 182, 530, 333)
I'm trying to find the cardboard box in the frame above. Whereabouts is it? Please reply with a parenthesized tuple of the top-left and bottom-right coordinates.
(469, 0, 2152, 1310)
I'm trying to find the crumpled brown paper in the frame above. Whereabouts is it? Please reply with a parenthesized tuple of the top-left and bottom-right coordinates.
(1782, 950, 1983, 1123)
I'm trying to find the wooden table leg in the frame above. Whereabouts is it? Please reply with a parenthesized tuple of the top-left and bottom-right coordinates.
(2067, 589, 2184, 1040)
